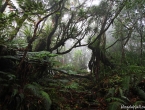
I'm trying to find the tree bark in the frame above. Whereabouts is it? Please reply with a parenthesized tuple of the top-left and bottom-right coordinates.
(0, 0, 9, 13)
(88, 47, 114, 80)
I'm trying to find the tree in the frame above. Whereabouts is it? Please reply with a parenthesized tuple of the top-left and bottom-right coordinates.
(87, 0, 127, 80)
(109, 0, 145, 66)
(1, 0, 145, 109)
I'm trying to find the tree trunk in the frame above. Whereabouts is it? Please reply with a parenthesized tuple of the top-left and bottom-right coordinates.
(121, 36, 125, 64)
(140, 34, 143, 66)
(88, 47, 114, 80)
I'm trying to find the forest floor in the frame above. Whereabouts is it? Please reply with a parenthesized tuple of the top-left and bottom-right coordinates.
(44, 72, 108, 110)
(42, 70, 144, 110)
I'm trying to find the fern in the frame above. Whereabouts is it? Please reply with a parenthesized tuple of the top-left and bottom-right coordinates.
(64, 82, 84, 90)
(134, 101, 145, 105)
(107, 101, 122, 110)
(22, 25, 33, 37)
(106, 87, 115, 97)
(24, 83, 52, 110)
(68, 70, 77, 74)
(28, 51, 57, 60)
(134, 87, 145, 101)
(24, 83, 40, 96)
(0, 71, 16, 81)
(106, 97, 126, 104)
(40, 91, 52, 110)
(119, 87, 123, 97)
(18, 0, 45, 14)
(121, 75, 130, 92)
(65, 82, 79, 89)
(11, 89, 18, 97)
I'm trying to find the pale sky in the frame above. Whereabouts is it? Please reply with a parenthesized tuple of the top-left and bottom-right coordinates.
(11, 0, 101, 9)
(86, 0, 101, 6)
(11, 0, 19, 8)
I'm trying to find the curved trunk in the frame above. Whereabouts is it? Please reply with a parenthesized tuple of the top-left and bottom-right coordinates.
(88, 47, 114, 80)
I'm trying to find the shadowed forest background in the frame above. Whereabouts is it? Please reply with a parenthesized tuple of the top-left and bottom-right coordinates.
(0, 0, 145, 110)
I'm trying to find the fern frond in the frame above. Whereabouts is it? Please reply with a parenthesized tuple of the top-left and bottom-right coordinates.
(106, 87, 115, 97)
(119, 87, 123, 97)
(0, 71, 16, 80)
(134, 101, 145, 105)
(107, 101, 122, 110)
(121, 75, 130, 91)
(24, 83, 52, 110)
(40, 91, 52, 110)
(134, 87, 145, 101)
(24, 83, 40, 96)
(106, 97, 126, 104)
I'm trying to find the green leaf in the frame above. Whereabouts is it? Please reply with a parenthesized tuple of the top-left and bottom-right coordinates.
(24, 83, 52, 109)
(0, 1, 2, 6)
(119, 87, 123, 97)
(134, 101, 145, 105)
(0, 71, 16, 80)
(12, 89, 18, 97)
(121, 76, 130, 91)
(106, 97, 126, 104)
(107, 101, 121, 110)
(0, 55, 19, 60)
(134, 87, 145, 101)
(107, 87, 115, 97)
(40, 91, 52, 110)
(24, 83, 40, 96)
(56, 12, 60, 15)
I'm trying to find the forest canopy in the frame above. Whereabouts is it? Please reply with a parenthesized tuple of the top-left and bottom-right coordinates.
(0, 0, 145, 110)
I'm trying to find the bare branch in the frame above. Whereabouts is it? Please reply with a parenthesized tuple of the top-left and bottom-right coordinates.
(105, 34, 131, 50)
(89, 0, 126, 46)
